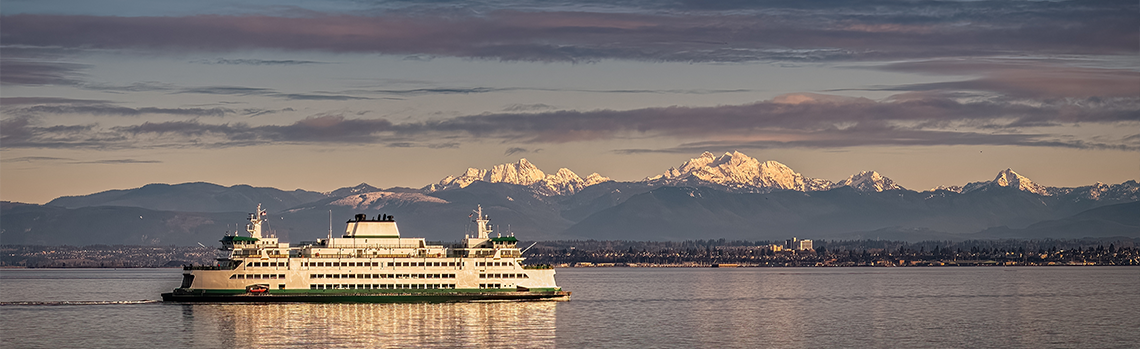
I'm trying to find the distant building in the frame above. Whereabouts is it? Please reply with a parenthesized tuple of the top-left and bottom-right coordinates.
(785, 237, 813, 251)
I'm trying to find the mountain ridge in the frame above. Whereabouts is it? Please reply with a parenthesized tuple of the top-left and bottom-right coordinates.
(6, 151, 1137, 244)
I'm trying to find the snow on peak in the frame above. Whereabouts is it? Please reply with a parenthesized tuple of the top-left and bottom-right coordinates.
(647, 151, 832, 192)
(434, 159, 546, 189)
(993, 168, 1049, 195)
(535, 168, 613, 196)
(962, 168, 1050, 195)
(832, 171, 904, 192)
(329, 191, 448, 210)
(427, 159, 611, 196)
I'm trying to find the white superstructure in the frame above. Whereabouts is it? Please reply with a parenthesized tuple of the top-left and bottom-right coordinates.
(172, 205, 563, 299)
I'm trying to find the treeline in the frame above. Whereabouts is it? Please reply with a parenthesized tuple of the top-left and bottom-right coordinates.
(1, 245, 215, 268)
(524, 238, 1140, 266)
(3, 238, 1138, 268)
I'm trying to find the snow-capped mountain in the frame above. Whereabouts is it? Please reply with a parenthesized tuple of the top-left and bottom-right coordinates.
(424, 159, 612, 196)
(832, 171, 904, 192)
(644, 151, 833, 193)
(962, 169, 1051, 195)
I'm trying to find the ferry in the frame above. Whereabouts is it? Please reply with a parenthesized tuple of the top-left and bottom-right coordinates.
(162, 205, 569, 302)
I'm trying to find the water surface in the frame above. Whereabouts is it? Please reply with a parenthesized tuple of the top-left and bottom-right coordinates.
(2, 267, 1136, 348)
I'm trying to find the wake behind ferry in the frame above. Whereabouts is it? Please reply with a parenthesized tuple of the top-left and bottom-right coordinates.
(161, 205, 569, 302)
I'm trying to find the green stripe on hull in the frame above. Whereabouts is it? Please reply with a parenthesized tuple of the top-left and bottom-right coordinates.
(162, 289, 569, 303)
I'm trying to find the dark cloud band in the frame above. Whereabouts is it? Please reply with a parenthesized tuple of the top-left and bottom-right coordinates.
(4, 93, 1136, 150)
(3, 3, 1135, 63)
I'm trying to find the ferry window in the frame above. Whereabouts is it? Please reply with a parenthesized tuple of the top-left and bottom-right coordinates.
(230, 275, 236, 279)
(279, 274, 285, 278)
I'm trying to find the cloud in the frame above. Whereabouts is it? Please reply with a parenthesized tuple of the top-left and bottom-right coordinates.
(1, 97, 296, 118)
(10, 105, 234, 117)
(75, 159, 163, 164)
(503, 104, 556, 112)
(172, 86, 373, 101)
(0, 156, 160, 164)
(6, 92, 1136, 150)
(191, 58, 328, 65)
(3, 2, 1135, 63)
(504, 147, 530, 155)
(868, 59, 1140, 99)
(0, 97, 113, 105)
(396, 93, 1138, 142)
(0, 59, 89, 85)
(0, 156, 74, 163)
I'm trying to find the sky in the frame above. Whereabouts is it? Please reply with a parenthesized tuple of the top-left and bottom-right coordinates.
(1, 0, 1138, 204)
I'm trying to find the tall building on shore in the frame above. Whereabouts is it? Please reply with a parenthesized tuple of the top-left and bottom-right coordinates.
(786, 237, 813, 251)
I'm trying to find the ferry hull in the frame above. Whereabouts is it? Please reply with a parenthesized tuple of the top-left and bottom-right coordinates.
(161, 290, 570, 303)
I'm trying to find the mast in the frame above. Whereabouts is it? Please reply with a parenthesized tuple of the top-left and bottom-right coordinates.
(474, 204, 492, 239)
(247, 203, 264, 239)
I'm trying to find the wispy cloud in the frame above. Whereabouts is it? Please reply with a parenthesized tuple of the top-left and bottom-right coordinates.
(0, 156, 74, 163)
(863, 60, 1140, 99)
(1, 98, 297, 118)
(504, 147, 540, 156)
(0, 59, 89, 85)
(0, 97, 113, 105)
(75, 159, 162, 164)
(503, 104, 556, 112)
(5, 92, 1137, 150)
(10, 105, 234, 117)
(0, 156, 161, 164)
(190, 58, 329, 65)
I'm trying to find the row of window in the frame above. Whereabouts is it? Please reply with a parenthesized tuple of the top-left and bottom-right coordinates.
(310, 273, 456, 279)
(392, 261, 459, 267)
(476, 262, 514, 267)
(310, 284, 456, 290)
(479, 273, 529, 279)
(478, 284, 504, 289)
(300, 261, 462, 268)
(304, 262, 380, 267)
(247, 262, 285, 267)
(230, 274, 285, 279)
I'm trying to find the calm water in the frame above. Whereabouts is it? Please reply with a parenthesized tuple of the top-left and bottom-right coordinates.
(1, 267, 1137, 348)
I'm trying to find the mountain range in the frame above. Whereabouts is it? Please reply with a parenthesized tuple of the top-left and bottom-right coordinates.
(2, 151, 1137, 245)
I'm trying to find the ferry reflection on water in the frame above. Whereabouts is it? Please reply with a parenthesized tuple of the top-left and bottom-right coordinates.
(179, 302, 556, 347)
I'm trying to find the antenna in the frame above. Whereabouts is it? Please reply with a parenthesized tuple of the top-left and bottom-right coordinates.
(328, 210, 333, 240)
(521, 242, 538, 254)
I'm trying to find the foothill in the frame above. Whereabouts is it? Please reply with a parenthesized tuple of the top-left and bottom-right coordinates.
(4, 238, 1136, 268)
